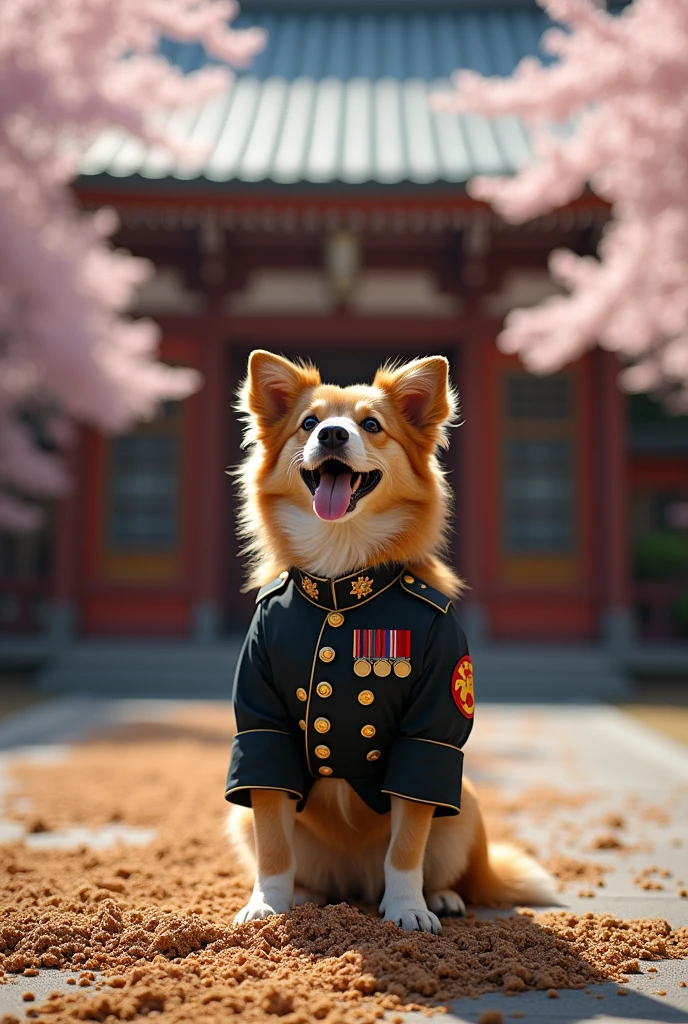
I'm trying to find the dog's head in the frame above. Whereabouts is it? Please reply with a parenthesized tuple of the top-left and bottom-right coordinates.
(236, 351, 459, 585)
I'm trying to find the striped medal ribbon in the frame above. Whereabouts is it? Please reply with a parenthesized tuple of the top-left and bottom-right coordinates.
(353, 629, 412, 678)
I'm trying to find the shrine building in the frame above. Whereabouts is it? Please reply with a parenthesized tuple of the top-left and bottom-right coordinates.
(2, 0, 687, 694)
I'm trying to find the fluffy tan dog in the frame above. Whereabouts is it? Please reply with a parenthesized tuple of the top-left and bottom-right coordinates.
(226, 351, 555, 933)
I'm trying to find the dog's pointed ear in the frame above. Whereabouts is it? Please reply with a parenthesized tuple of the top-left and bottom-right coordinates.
(243, 350, 321, 426)
(374, 357, 457, 441)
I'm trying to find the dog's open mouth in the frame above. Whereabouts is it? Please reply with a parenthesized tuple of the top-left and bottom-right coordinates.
(300, 459, 382, 522)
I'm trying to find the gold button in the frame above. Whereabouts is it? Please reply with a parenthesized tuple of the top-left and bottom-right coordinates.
(299, 719, 306, 730)
(327, 611, 344, 628)
(319, 766, 333, 776)
(296, 688, 307, 702)
(358, 690, 374, 706)
(404, 575, 414, 583)
(361, 724, 376, 739)
(316, 681, 333, 698)
(420, 583, 427, 589)
(315, 744, 330, 759)
(319, 647, 335, 663)
(366, 749, 381, 762)
(314, 717, 330, 734)
(279, 570, 289, 580)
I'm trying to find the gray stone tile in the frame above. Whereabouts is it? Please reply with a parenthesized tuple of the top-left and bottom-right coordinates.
(0, 971, 84, 1019)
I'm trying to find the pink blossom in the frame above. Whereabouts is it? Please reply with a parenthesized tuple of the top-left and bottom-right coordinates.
(0, 0, 265, 528)
(434, 0, 688, 410)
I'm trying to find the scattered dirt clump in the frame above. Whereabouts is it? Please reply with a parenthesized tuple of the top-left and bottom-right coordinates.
(590, 833, 625, 851)
(632, 866, 675, 892)
(544, 854, 612, 892)
(25, 819, 50, 835)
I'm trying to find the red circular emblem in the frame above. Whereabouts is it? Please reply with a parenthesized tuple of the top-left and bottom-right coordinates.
(451, 655, 474, 718)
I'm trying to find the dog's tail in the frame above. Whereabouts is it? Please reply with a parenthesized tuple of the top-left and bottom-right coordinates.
(462, 812, 558, 907)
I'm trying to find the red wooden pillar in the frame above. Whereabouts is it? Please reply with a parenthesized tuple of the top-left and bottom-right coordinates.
(597, 351, 633, 648)
(192, 311, 227, 641)
(48, 434, 82, 641)
(458, 318, 487, 646)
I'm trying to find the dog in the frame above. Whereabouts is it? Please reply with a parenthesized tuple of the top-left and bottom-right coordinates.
(225, 350, 556, 933)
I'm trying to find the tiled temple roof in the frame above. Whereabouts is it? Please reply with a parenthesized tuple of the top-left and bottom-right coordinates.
(81, 1, 553, 190)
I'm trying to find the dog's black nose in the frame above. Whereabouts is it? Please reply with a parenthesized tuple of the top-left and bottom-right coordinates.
(318, 425, 349, 449)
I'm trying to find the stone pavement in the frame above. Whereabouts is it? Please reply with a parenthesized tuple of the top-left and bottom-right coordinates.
(0, 698, 687, 1023)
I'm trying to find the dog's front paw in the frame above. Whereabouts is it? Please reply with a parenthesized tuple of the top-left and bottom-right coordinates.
(233, 901, 277, 925)
(293, 887, 327, 907)
(426, 889, 466, 917)
(233, 893, 291, 926)
(382, 902, 442, 934)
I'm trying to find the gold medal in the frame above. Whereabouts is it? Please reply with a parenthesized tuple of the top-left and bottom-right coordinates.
(353, 658, 372, 677)
(393, 659, 412, 678)
(373, 659, 391, 677)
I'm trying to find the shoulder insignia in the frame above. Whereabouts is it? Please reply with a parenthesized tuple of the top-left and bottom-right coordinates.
(255, 571, 290, 605)
(399, 572, 452, 613)
(452, 655, 475, 718)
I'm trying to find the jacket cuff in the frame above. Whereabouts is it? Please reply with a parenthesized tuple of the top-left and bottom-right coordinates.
(225, 729, 304, 807)
(381, 736, 464, 817)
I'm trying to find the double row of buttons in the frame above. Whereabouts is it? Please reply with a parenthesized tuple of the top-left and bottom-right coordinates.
(296, 673, 380, 772)
(293, 609, 381, 775)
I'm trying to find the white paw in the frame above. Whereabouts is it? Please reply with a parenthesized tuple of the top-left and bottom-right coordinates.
(293, 888, 327, 907)
(382, 902, 442, 934)
(233, 889, 292, 925)
(233, 901, 279, 925)
(426, 889, 467, 917)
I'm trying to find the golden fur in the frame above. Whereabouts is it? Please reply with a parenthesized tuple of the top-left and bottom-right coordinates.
(228, 778, 555, 910)
(228, 351, 556, 927)
(234, 350, 465, 596)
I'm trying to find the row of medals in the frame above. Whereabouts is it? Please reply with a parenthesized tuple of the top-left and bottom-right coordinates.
(353, 657, 411, 679)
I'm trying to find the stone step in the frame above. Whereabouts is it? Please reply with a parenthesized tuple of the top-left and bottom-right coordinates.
(36, 640, 629, 701)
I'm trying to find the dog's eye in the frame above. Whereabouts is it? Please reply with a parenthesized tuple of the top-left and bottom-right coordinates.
(361, 417, 381, 434)
(301, 415, 319, 432)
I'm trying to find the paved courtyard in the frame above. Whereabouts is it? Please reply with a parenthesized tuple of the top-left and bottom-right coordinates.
(0, 697, 686, 1023)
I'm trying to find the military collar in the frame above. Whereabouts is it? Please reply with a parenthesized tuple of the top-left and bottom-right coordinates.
(291, 563, 403, 611)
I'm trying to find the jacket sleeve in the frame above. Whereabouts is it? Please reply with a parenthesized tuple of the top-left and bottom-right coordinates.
(225, 601, 305, 807)
(382, 605, 474, 816)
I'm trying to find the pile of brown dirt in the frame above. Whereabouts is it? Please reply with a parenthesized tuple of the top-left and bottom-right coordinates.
(1, 708, 687, 1024)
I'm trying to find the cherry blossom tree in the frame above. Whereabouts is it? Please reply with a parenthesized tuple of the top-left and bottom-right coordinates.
(434, 0, 688, 410)
(0, 0, 264, 529)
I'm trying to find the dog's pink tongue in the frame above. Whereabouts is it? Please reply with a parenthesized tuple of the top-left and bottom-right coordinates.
(313, 472, 352, 521)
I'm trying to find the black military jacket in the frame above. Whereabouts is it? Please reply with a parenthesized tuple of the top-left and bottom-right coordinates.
(225, 562, 474, 817)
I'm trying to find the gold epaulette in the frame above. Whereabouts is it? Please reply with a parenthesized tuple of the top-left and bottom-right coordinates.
(255, 571, 290, 604)
(399, 572, 452, 613)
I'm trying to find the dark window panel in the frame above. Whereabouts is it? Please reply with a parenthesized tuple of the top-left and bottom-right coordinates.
(107, 434, 181, 551)
(503, 437, 575, 554)
(506, 375, 572, 419)
(0, 523, 51, 580)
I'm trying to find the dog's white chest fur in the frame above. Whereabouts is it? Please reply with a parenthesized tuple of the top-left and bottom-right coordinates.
(276, 503, 411, 580)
